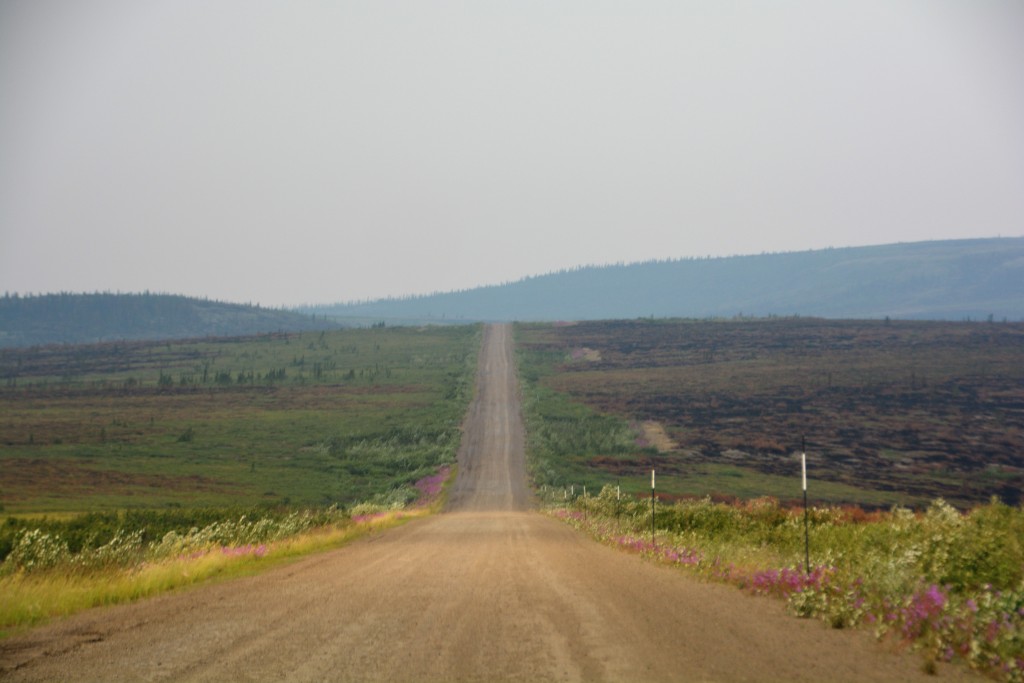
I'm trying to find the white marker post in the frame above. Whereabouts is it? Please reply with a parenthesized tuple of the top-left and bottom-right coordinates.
(802, 437, 810, 575)
(802, 451, 807, 493)
(650, 469, 656, 546)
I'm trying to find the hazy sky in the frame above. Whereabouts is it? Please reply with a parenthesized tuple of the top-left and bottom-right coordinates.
(2, 1, 1023, 307)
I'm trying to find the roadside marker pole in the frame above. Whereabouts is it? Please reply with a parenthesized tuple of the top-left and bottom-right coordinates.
(802, 437, 810, 575)
(651, 469, 656, 547)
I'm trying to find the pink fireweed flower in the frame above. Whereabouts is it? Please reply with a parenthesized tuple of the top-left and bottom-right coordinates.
(924, 584, 947, 610)
(220, 544, 268, 558)
(749, 566, 828, 598)
(352, 512, 388, 524)
(662, 546, 702, 566)
(898, 584, 950, 640)
(413, 465, 451, 503)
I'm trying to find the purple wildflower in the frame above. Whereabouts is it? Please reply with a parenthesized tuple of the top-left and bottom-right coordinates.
(413, 465, 451, 503)
(220, 544, 268, 559)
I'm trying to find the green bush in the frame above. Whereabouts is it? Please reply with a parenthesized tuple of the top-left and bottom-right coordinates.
(553, 493, 1024, 681)
(0, 505, 352, 574)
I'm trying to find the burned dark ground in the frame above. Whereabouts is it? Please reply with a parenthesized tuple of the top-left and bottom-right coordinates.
(517, 318, 1024, 508)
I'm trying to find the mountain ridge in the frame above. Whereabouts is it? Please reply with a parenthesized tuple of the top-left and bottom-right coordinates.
(3, 238, 1022, 347)
(304, 237, 1024, 322)
(0, 292, 339, 348)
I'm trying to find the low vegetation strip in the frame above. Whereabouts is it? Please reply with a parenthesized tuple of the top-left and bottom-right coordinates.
(0, 465, 454, 635)
(548, 488, 1024, 681)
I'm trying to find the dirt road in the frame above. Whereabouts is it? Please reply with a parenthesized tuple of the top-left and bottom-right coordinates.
(0, 324, 979, 682)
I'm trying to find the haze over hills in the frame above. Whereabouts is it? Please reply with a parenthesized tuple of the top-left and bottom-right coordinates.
(0, 292, 338, 348)
(2, 238, 1021, 347)
(305, 238, 1024, 323)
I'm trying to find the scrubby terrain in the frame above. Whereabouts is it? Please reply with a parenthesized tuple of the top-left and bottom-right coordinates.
(516, 318, 1024, 508)
(0, 325, 982, 682)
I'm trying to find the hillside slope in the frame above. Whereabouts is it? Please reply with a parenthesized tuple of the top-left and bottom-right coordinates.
(307, 238, 1024, 322)
(0, 293, 338, 347)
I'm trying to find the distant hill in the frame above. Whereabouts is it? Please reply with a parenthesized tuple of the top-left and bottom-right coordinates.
(5, 238, 1021, 347)
(305, 238, 1024, 322)
(0, 293, 339, 347)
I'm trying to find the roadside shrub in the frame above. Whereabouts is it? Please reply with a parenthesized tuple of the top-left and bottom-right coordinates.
(518, 378, 644, 490)
(73, 528, 145, 571)
(0, 505, 351, 575)
(943, 499, 1024, 590)
(3, 529, 71, 573)
(551, 494, 1024, 682)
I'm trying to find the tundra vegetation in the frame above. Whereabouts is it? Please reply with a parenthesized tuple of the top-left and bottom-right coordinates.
(0, 325, 478, 513)
(516, 318, 1024, 508)
(0, 326, 476, 632)
(551, 490, 1024, 681)
(517, 318, 1024, 680)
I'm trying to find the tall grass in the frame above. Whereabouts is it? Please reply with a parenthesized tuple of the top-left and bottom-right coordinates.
(518, 375, 643, 491)
(0, 465, 455, 636)
(551, 487, 1024, 681)
(0, 515, 387, 634)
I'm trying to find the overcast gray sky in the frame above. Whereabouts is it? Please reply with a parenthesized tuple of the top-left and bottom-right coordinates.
(2, 1, 1022, 307)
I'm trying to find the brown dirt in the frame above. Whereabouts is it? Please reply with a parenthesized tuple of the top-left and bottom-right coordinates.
(0, 324, 982, 682)
(0, 458, 234, 503)
(640, 420, 678, 453)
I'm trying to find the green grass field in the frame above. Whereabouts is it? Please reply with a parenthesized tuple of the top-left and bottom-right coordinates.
(0, 325, 480, 513)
